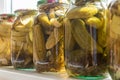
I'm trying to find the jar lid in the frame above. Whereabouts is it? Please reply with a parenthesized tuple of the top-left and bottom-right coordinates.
(47, 0, 55, 3)
(0, 14, 15, 22)
(0, 14, 15, 17)
(14, 9, 38, 16)
(37, 0, 47, 6)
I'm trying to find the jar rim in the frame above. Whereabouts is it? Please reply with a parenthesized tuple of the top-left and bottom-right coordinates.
(0, 14, 15, 17)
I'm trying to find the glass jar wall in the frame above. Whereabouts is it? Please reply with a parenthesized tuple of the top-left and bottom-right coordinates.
(33, 0, 68, 72)
(64, 0, 109, 79)
(109, 0, 120, 80)
(11, 9, 38, 69)
(0, 14, 15, 66)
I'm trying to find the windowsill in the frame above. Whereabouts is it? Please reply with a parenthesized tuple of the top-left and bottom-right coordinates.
(0, 66, 112, 80)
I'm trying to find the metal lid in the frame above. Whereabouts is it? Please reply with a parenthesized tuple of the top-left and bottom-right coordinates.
(47, 0, 55, 3)
(0, 14, 15, 22)
(37, 0, 47, 6)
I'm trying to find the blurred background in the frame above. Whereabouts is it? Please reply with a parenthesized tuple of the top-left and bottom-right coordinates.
(0, 0, 38, 13)
(0, 0, 113, 13)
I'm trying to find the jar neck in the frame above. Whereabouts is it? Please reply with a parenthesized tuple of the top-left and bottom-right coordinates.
(14, 9, 38, 16)
(71, 0, 100, 6)
(14, 9, 28, 16)
(23, 10, 38, 16)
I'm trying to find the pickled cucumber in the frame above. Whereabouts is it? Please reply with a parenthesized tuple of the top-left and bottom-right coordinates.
(67, 5, 98, 19)
(46, 26, 64, 49)
(33, 24, 46, 61)
(86, 17, 103, 29)
(71, 19, 103, 53)
(110, 15, 120, 35)
(97, 10, 109, 48)
(38, 13, 51, 28)
(64, 18, 75, 51)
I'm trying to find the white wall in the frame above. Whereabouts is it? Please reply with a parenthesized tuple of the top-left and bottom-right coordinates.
(0, 0, 11, 13)
(0, 0, 5, 13)
(4, 0, 11, 13)
(12, 0, 38, 13)
(0, 0, 38, 14)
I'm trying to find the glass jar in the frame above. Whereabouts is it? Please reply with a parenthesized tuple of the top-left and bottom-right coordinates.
(0, 14, 15, 66)
(109, 0, 120, 80)
(11, 9, 38, 69)
(33, 1, 68, 72)
(64, 0, 109, 79)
